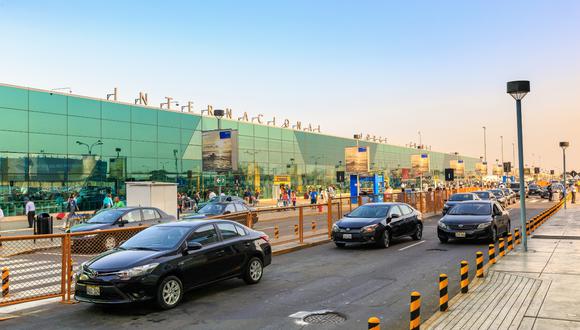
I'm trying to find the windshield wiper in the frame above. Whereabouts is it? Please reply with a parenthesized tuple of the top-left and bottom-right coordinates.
(128, 247, 159, 251)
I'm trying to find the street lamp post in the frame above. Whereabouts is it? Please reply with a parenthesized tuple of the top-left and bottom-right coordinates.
(507, 80, 530, 252)
(76, 139, 103, 155)
(482, 126, 487, 164)
(354, 134, 362, 196)
(560, 142, 570, 209)
(418, 131, 422, 148)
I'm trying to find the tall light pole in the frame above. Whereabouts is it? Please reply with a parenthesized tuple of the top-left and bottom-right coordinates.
(500, 135, 504, 165)
(76, 139, 103, 155)
(560, 141, 570, 209)
(507, 80, 530, 252)
(482, 126, 487, 163)
(354, 134, 362, 196)
(418, 131, 422, 148)
(512, 142, 516, 175)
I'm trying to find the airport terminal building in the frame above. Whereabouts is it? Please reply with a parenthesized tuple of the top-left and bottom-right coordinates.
(0, 83, 479, 214)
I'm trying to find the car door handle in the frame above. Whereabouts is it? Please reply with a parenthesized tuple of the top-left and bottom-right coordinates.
(216, 249, 226, 256)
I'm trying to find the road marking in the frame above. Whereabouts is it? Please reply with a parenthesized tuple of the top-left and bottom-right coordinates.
(398, 240, 425, 251)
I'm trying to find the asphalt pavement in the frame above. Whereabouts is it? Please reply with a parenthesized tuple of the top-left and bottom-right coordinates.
(1, 197, 554, 330)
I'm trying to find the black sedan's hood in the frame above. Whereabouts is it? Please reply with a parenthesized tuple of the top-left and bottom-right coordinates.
(444, 201, 464, 207)
(336, 217, 384, 229)
(70, 223, 111, 233)
(183, 213, 213, 219)
(87, 249, 168, 272)
(441, 214, 492, 224)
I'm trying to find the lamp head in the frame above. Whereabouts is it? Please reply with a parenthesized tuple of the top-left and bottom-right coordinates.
(560, 141, 570, 149)
(213, 109, 225, 119)
(115, 147, 121, 153)
(507, 80, 530, 100)
(353, 134, 362, 140)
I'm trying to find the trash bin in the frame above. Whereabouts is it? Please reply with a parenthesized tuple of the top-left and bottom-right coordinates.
(35, 213, 53, 235)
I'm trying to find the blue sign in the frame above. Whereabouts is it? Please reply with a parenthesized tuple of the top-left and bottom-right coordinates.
(421, 154, 428, 158)
(358, 147, 367, 152)
(458, 159, 464, 163)
(219, 131, 231, 139)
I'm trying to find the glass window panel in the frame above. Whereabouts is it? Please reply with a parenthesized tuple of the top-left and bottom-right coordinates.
(201, 117, 217, 130)
(102, 120, 130, 140)
(238, 122, 254, 136)
(182, 145, 201, 160)
(180, 114, 201, 130)
(268, 139, 281, 152)
(29, 91, 67, 115)
(102, 102, 131, 122)
(0, 86, 28, 110)
(30, 133, 67, 154)
(100, 139, 131, 157)
(268, 127, 282, 140)
(68, 98, 101, 119)
(29, 112, 66, 135)
(181, 129, 198, 145)
(68, 117, 100, 138)
(0, 131, 28, 152)
(157, 143, 180, 159)
(239, 135, 254, 149)
(131, 123, 157, 142)
(254, 125, 268, 138)
(254, 137, 268, 150)
(268, 152, 282, 164)
(158, 111, 182, 128)
(158, 126, 180, 144)
(131, 106, 157, 125)
(0, 107, 28, 132)
(132, 141, 157, 158)
(131, 157, 156, 174)
(281, 129, 296, 142)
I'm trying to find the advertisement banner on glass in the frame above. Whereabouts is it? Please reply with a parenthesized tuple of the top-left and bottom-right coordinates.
(401, 168, 410, 180)
(524, 168, 531, 175)
(411, 154, 430, 177)
(493, 165, 503, 176)
(345, 146, 370, 173)
(202, 130, 239, 172)
(450, 159, 465, 177)
(475, 162, 487, 176)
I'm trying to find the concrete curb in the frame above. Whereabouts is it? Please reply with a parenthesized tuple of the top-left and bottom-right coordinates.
(272, 239, 331, 256)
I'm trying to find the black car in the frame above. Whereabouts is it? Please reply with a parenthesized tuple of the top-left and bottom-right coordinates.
(442, 193, 480, 215)
(75, 220, 271, 309)
(509, 183, 528, 198)
(331, 203, 423, 248)
(69, 207, 176, 252)
(437, 201, 510, 243)
(473, 191, 497, 202)
(488, 189, 508, 207)
(528, 184, 541, 196)
(183, 202, 259, 225)
(195, 195, 246, 210)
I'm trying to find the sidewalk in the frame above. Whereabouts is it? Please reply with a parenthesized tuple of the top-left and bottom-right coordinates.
(426, 201, 580, 330)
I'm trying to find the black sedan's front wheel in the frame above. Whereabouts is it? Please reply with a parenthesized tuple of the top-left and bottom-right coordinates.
(376, 230, 391, 248)
(156, 276, 183, 310)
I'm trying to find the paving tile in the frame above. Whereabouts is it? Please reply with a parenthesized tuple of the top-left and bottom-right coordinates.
(532, 317, 580, 329)
(537, 273, 580, 322)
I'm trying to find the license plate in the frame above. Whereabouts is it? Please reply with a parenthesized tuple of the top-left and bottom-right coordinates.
(342, 234, 352, 239)
(455, 232, 466, 238)
(86, 285, 100, 296)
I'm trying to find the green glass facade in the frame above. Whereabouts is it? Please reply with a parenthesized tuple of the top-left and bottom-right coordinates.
(0, 83, 478, 215)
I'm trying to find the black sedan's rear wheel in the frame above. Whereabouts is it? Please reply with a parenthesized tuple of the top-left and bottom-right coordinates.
(411, 223, 423, 240)
(156, 276, 183, 310)
(376, 230, 390, 248)
(243, 257, 264, 284)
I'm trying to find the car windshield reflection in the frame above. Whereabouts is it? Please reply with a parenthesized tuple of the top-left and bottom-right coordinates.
(346, 205, 390, 218)
(120, 226, 191, 251)
(448, 203, 491, 216)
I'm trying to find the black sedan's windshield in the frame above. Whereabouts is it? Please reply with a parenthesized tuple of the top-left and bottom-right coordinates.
(87, 210, 125, 224)
(449, 194, 475, 201)
(121, 226, 191, 251)
(448, 203, 491, 216)
(347, 205, 391, 218)
(198, 203, 226, 215)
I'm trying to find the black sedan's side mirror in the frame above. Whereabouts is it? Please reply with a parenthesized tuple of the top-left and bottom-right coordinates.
(117, 219, 128, 226)
(187, 242, 203, 251)
(223, 211, 231, 215)
(388, 214, 400, 222)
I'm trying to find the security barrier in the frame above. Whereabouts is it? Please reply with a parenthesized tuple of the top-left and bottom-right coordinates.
(410, 291, 421, 330)
(514, 228, 521, 245)
(439, 274, 448, 312)
(460, 261, 469, 293)
(368, 316, 380, 330)
(498, 238, 505, 257)
(488, 244, 496, 264)
(476, 252, 484, 278)
(507, 232, 513, 251)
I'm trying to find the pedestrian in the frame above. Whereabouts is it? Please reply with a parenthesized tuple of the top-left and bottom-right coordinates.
(103, 193, 113, 209)
(208, 190, 217, 200)
(25, 197, 36, 229)
(309, 189, 318, 205)
(113, 196, 125, 208)
(291, 190, 297, 207)
(254, 190, 260, 206)
(571, 184, 577, 204)
(548, 185, 553, 201)
(282, 188, 289, 207)
(65, 194, 78, 229)
(244, 188, 252, 204)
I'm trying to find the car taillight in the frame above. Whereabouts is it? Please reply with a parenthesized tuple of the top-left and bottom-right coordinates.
(260, 234, 270, 242)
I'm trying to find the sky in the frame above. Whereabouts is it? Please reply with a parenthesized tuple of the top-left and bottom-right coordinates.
(1, 0, 579, 171)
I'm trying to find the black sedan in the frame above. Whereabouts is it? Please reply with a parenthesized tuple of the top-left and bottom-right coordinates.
(442, 193, 480, 215)
(69, 207, 175, 252)
(331, 203, 423, 248)
(183, 202, 259, 225)
(437, 201, 510, 243)
(74, 220, 271, 309)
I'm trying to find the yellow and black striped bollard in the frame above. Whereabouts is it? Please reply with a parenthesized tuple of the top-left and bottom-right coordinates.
(1, 267, 9, 297)
(274, 226, 280, 239)
(507, 232, 513, 251)
(410, 291, 421, 330)
(499, 238, 505, 257)
(368, 316, 380, 330)
(460, 261, 469, 293)
(488, 244, 496, 264)
(311, 221, 316, 232)
(439, 274, 448, 312)
(476, 252, 484, 278)
(514, 228, 521, 245)
(294, 224, 299, 236)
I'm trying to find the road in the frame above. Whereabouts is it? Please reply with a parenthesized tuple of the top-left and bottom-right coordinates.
(2, 196, 553, 330)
